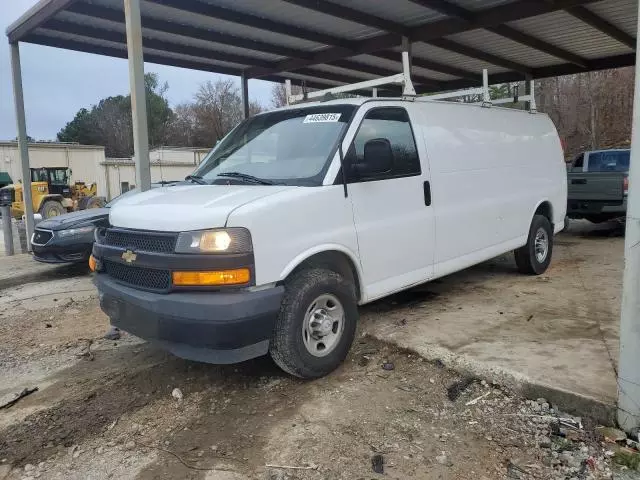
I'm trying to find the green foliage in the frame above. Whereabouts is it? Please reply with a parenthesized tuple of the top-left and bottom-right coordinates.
(56, 73, 172, 157)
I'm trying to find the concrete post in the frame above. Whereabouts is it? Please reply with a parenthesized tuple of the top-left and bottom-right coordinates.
(241, 72, 250, 119)
(9, 42, 35, 252)
(124, 0, 151, 192)
(1, 206, 14, 256)
(618, 0, 640, 432)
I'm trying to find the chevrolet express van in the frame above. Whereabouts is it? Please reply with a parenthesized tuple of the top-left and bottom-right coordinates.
(91, 98, 567, 378)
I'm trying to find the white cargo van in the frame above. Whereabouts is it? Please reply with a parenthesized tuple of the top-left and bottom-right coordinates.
(91, 98, 567, 378)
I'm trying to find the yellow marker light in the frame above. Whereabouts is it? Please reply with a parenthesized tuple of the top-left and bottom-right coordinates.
(172, 268, 250, 286)
(88, 255, 97, 272)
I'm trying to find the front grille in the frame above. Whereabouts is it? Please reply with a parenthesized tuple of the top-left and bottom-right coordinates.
(32, 229, 53, 245)
(104, 260, 171, 291)
(104, 229, 176, 253)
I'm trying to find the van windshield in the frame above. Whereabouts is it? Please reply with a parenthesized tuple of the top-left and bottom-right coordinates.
(193, 105, 357, 186)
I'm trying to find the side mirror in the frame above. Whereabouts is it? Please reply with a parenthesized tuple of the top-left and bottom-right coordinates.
(353, 138, 393, 177)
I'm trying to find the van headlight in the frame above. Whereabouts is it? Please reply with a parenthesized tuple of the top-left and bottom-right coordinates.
(175, 228, 252, 254)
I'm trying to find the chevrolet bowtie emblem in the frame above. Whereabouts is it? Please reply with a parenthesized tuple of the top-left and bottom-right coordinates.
(121, 250, 137, 263)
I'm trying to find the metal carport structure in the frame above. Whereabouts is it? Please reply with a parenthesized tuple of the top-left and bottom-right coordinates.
(6, 0, 640, 429)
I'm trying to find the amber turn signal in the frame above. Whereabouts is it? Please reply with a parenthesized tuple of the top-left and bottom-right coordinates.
(89, 255, 97, 272)
(172, 268, 250, 286)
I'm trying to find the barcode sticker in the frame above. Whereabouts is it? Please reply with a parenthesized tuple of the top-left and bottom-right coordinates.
(303, 113, 341, 123)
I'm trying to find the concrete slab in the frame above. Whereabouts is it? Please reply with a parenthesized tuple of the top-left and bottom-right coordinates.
(361, 220, 622, 423)
(0, 253, 84, 290)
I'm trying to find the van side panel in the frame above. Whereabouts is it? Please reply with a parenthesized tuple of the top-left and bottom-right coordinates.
(416, 102, 565, 271)
(226, 185, 362, 292)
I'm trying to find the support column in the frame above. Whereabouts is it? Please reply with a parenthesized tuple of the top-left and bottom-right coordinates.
(124, 0, 151, 192)
(401, 36, 412, 70)
(524, 75, 532, 111)
(10, 42, 35, 251)
(241, 72, 249, 119)
(618, 0, 640, 432)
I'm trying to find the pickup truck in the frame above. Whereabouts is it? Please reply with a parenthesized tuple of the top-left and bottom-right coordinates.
(566, 149, 629, 224)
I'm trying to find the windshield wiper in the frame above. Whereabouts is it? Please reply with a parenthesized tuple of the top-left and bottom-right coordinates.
(216, 172, 275, 185)
(185, 174, 208, 185)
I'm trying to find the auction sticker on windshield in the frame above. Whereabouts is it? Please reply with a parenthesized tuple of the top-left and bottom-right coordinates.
(303, 113, 341, 123)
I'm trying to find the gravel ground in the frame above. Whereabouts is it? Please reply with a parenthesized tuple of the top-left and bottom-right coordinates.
(0, 253, 636, 479)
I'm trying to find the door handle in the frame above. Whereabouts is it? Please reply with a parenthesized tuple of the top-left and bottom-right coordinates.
(571, 178, 587, 185)
(423, 181, 431, 206)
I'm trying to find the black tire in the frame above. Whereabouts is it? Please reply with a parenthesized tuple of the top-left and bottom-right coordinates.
(39, 200, 65, 219)
(270, 268, 358, 379)
(514, 214, 553, 275)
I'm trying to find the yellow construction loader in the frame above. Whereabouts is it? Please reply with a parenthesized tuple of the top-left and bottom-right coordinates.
(0, 167, 105, 219)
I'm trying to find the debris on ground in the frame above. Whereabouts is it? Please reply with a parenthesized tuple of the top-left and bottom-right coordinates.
(103, 326, 121, 341)
(171, 388, 183, 402)
(371, 454, 384, 473)
(446, 376, 476, 401)
(381, 361, 394, 371)
(0, 387, 38, 410)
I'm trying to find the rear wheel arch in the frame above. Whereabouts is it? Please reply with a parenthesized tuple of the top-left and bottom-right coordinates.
(533, 200, 554, 226)
(283, 249, 363, 303)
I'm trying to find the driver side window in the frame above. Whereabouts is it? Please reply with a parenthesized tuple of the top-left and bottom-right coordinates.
(345, 107, 420, 182)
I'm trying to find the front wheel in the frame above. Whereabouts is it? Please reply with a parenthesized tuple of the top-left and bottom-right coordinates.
(270, 268, 358, 379)
(514, 214, 553, 275)
(39, 200, 65, 219)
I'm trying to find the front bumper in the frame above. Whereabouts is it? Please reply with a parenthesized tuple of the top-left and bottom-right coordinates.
(95, 274, 284, 364)
(32, 233, 94, 264)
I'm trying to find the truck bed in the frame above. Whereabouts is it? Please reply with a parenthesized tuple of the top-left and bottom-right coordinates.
(566, 171, 627, 221)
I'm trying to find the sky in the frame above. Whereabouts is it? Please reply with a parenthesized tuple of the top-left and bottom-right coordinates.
(0, 1, 274, 141)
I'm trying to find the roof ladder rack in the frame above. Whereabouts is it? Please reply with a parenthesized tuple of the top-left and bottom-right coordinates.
(286, 50, 416, 105)
(421, 69, 537, 112)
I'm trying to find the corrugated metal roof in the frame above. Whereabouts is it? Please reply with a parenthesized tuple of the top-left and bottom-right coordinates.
(511, 10, 633, 60)
(8, 0, 638, 95)
(411, 41, 510, 75)
(447, 29, 564, 68)
(587, 0, 638, 38)
(56, 10, 286, 61)
(197, 0, 383, 41)
(329, 0, 447, 27)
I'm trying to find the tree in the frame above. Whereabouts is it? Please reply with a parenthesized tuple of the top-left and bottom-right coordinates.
(57, 72, 173, 157)
(537, 67, 633, 158)
(166, 79, 263, 147)
(271, 82, 303, 108)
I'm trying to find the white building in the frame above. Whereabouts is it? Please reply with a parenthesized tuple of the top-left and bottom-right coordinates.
(0, 141, 106, 188)
(102, 146, 210, 199)
(0, 142, 211, 200)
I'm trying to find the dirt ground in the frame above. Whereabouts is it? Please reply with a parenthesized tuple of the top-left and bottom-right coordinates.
(0, 222, 634, 480)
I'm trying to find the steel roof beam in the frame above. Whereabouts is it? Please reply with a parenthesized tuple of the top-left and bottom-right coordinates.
(25, 31, 371, 93)
(567, 5, 636, 49)
(147, 0, 354, 49)
(427, 38, 531, 73)
(42, 19, 274, 68)
(412, 0, 589, 67)
(330, 60, 442, 87)
(247, 0, 597, 78)
(373, 51, 479, 80)
(279, 0, 408, 35)
(67, 2, 312, 60)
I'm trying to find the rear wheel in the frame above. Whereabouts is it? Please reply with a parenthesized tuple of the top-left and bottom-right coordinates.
(270, 268, 358, 379)
(514, 214, 553, 275)
(39, 200, 65, 219)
